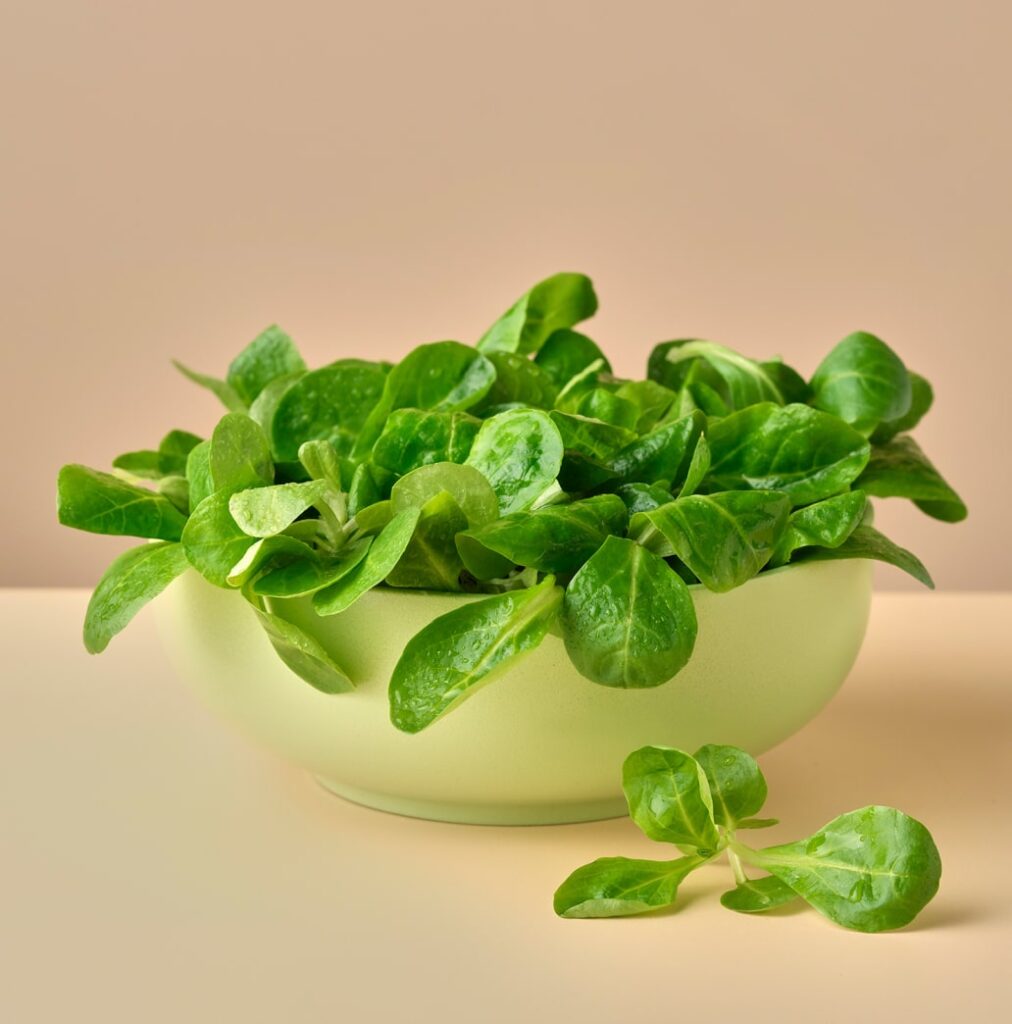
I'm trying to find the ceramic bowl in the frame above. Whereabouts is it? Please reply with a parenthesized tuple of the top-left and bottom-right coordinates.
(155, 557, 872, 825)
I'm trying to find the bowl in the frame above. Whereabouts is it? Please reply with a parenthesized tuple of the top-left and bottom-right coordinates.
(155, 557, 872, 825)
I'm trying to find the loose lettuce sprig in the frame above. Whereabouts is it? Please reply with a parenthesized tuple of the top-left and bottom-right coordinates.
(554, 744, 941, 933)
(56, 276, 965, 730)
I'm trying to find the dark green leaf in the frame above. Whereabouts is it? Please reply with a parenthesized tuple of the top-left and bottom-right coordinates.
(312, 507, 421, 615)
(83, 542, 190, 653)
(209, 413, 274, 496)
(798, 524, 934, 588)
(857, 435, 967, 522)
(810, 331, 911, 434)
(677, 433, 710, 498)
(348, 461, 394, 517)
(648, 339, 783, 408)
(871, 371, 934, 443)
(770, 490, 867, 566)
(57, 465, 188, 541)
(479, 351, 558, 409)
(225, 535, 316, 587)
(157, 475, 190, 515)
(614, 482, 673, 515)
(693, 744, 768, 827)
(225, 325, 307, 406)
(614, 379, 677, 432)
(252, 536, 371, 598)
(607, 411, 706, 487)
(465, 408, 564, 514)
(385, 491, 469, 591)
(185, 440, 214, 510)
(745, 806, 942, 932)
(622, 746, 720, 852)
(720, 876, 799, 914)
(576, 388, 641, 431)
(554, 855, 706, 918)
(534, 329, 612, 386)
(478, 273, 598, 355)
(561, 536, 697, 688)
(159, 429, 204, 457)
(630, 491, 790, 592)
(759, 359, 811, 404)
(706, 403, 870, 505)
(389, 577, 563, 732)
(371, 408, 481, 475)
(457, 494, 628, 579)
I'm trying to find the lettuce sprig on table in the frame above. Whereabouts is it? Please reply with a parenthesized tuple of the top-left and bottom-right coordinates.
(57, 273, 966, 730)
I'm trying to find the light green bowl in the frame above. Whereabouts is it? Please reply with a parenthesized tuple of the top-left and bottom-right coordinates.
(155, 558, 872, 825)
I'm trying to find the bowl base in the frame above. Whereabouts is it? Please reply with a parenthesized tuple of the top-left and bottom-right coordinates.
(314, 777, 628, 826)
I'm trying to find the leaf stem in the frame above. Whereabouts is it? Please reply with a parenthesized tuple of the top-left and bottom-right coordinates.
(726, 840, 748, 886)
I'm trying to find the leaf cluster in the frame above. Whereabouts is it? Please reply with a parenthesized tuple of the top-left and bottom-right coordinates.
(57, 278, 966, 727)
(554, 744, 942, 933)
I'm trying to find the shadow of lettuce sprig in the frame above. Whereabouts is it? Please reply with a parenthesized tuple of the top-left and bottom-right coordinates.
(554, 744, 941, 933)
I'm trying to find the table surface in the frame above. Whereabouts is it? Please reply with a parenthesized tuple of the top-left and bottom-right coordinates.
(2, 589, 1010, 1023)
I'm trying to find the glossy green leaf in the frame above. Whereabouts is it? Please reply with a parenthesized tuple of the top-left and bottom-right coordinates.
(706, 403, 870, 505)
(799, 524, 934, 588)
(456, 494, 628, 579)
(576, 388, 641, 431)
(737, 817, 780, 830)
(554, 855, 706, 918)
(561, 536, 697, 688)
(159, 429, 204, 457)
(172, 359, 245, 412)
(677, 433, 710, 498)
(534, 329, 611, 387)
(385, 491, 469, 591)
(465, 408, 564, 515)
(550, 410, 636, 462)
(810, 331, 911, 434)
(693, 744, 768, 827)
(614, 482, 673, 515)
(390, 461, 499, 528)
(57, 465, 188, 541)
(614, 379, 677, 432)
(248, 371, 305, 439)
(371, 409, 481, 475)
(83, 542, 190, 653)
(607, 411, 706, 487)
(759, 358, 811, 404)
(252, 536, 371, 597)
(743, 806, 942, 932)
(225, 535, 316, 588)
(157, 475, 190, 515)
(228, 480, 329, 538)
(112, 448, 188, 480)
(181, 491, 255, 587)
(857, 435, 967, 523)
(871, 371, 933, 443)
(479, 351, 558, 409)
(478, 273, 598, 355)
(648, 339, 784, 408)
(770, 490, 867, 567)
(312, 507, 421, 615)
(270, 359, 388, 461)
(389, 577, 563, 732)
(353, 499, 394, 536)
(631, 491, 790, 592)
(622, 746, 720, 852)
(347, 462, 394, 517)
(209, 413, 274, 496)
(225, 325, 307, 406)
(297, 439, 345, 489)
(720, 876, 799, 914)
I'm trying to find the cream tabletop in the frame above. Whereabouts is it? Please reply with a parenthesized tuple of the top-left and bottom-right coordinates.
(2, 589, 1010, 1023)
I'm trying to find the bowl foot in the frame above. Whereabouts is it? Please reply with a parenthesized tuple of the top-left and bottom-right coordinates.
(314, 776, 627, 826)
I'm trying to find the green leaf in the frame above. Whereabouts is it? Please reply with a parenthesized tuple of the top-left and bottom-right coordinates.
(209, 413, 274, 496)
(225, 325, 307, 406)
(478, 351, 558, 409)
(390, 462, 499, 528)
(550, 411, 637, 462)
(614, 379, 677, 433)
(181, 492, 255, 587)
(798, 524, 934, 588)
(57, 465, 188, 541)
(83, 542, 190, 653)
(534, 329, 611, 387)
(248, 371, 305, 439)
(607, 411, 706, 487)
(648, 339, 784, 408)
(677, 433, 710, 498)
(371, 409, 480, 476)
(297, 439, 345, 489)
(112, 448, 188, 480)
(706, 403, 870, 505)
(720, 876, 799, 914)
(857, 435, 967, 523)
(252, 537, 371, 598)
(693, 744, 768, 827)
(630, 491, 790, 592)
(575, 388, 641, 431)
(270, 359, 388, 461)
(871, 371, 934, 443)
(347, 462, 394, 517)
(225, 535, 316, 588)
(770, 490, 867, 566)
(389, 577, 563, 732)
(312, 507, 421, 615)
(554, 855, 706, 918)
(248, 599, 353, 694)
(478, 273, 598, 355)
(614, 482, 674, 515)
(743, 806, 942, 932)
(465, 408, 564, 514)
(622, 746, 721, 852)
(759, 358, 811, 404)
(737, 817, 780, 830)
(228, 480, 329, 537)
(561, 536, 697, 688)
(172, 359, 246, 412)
(385, 491, 469, 591)
(185, 440, 214, 510)
(457, 494, 629, 579)
(810, 331, 911, 434)
(157, 475, 190, 515)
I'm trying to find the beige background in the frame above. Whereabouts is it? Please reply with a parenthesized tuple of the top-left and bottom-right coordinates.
(2, 1, 1009, 589)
